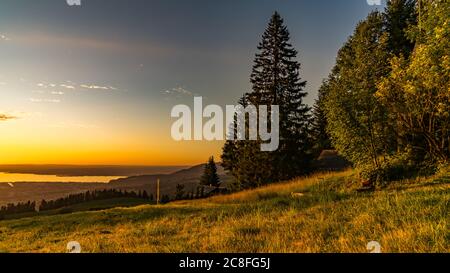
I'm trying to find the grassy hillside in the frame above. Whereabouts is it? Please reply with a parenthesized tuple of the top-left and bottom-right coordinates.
(0, 169, 448, 253)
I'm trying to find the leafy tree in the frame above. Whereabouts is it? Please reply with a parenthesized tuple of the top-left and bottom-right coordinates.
(324, 12, 395, 175)
(377, 0, 449, 164)
(200, 156, 221, 187)
(384, 0, 417, 57)
(311, 79, 333, 155)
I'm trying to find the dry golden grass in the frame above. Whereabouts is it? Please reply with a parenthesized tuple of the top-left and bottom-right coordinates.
(0, 169, 448, 253)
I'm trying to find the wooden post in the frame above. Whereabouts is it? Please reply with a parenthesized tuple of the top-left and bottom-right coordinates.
(156, 178, 160, 205)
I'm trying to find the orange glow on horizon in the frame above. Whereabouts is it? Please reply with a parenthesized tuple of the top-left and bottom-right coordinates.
(0, 116, 224, 166)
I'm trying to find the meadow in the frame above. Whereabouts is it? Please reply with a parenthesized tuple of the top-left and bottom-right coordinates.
(0, 169, 448, 253)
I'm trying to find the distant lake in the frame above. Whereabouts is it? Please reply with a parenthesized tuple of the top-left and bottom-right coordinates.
(0, 173, 124, 183)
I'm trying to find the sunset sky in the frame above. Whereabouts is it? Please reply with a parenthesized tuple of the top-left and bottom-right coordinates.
(0, 0, 384, 166)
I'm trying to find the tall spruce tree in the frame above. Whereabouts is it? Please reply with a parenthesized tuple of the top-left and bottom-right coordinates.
(252, 12, 312, 181)
(222, 12, 311, 189)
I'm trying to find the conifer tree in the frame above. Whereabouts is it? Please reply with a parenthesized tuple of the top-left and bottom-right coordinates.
(175, 184, 185, 200)
(222, 12, 312, 189)
(200, 156, 221, 187)
(250, 12, 311, 182)
(142, 190, 149, 200)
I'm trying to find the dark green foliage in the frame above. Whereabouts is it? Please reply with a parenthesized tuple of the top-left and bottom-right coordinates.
(0, 201, 36, 217)
(311, 80, 333, 156)
(249, 12, 312, 181)
(142, 190, 149, 200)
(160, 195, 171, 204)
(323, 1, 449, 184)
(222, 3, 442, 186)
(324, 11, 394, 172)
(200, 186, 205, 198)
(200, 156, 221, 187)
(378, 0, 449, 166)
(175, 184, 185, 200)
(384, 0, 417, 57)
(0, 189, 150, 217)
(222, 12, 312, 189)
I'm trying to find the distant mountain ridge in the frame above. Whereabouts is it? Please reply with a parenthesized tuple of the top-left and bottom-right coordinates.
(0, 164, 233, 206)
(0, 165, 187, 177)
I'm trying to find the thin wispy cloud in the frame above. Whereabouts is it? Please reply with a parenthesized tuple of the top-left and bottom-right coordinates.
(14, 32, 174, 57)
(60, 84, 76, 90)
(36, 82, 117, 92)
(0, 34, 11, 41)
(80, 84, 109, 90)
(37, 83, 55, 88)
(37, 82, 71, 89)
(32, 90, 64, 95)
(163, 87, 195, 97)
(29, 98, 61, 103)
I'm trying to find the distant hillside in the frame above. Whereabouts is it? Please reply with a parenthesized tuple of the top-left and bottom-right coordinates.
(0, 164, 233, 206)
(0, 182, 110, 207)
(109, 164, 233, 196)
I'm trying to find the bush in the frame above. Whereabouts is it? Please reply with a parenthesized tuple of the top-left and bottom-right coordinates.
(360, 148, 439, 186)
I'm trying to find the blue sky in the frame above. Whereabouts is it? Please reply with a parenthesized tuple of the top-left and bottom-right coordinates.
(0, 0, 386, 165)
